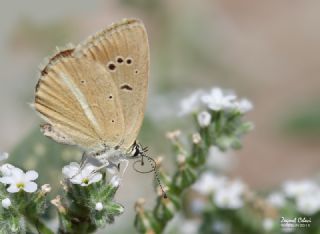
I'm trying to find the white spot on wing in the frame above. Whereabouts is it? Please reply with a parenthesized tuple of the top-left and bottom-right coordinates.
(59, 72, 100, 131)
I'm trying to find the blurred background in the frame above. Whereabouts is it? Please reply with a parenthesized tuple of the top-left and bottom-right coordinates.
(0, 0, 319, 232)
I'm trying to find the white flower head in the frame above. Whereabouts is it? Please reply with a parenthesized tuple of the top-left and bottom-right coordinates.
(0, 167, 38, 193)
(62, 162, 102, 186)
(179, 90, 205, 115)
(207, 146, 234, 172)
(283, 180, 319, 198)
(0, 152, 9, 161)
(0, 163, 16, 176)
(213, 179, 246, 210)
(197, 111, 212, 128)
(95, 202, 103, 211)
(1, 198, 11, 209)
(192, 172, 227, 195)
(267, 192, 286, 208)
(201, 87, 236, 111)
(263, 218, 274, 231)
(234, 99, 253, 113)
(296, 191, 320, 215)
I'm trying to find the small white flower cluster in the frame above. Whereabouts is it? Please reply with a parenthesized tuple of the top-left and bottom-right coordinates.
(266, 179, 320, 216)
(207, 146, 234, 172)
(62, 162, 121, 188)
(180, 87, 253, 126)
(283, 180, 320, 215)
(192, 172, 246, 209)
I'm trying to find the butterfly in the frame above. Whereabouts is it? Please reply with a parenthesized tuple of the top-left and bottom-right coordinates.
(33, 18, 153, 174)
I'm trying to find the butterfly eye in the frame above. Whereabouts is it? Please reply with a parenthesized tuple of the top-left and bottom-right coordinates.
(108, 95, 113, 99)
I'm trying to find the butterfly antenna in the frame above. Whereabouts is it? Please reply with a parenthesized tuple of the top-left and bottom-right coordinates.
(142, 154, 168, 199)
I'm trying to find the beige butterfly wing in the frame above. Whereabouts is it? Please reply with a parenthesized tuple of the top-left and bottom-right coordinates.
(34, 56, 125, 151)
(73, 18, 149, 150)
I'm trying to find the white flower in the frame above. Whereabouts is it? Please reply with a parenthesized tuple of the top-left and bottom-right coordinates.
(197, 111, 211, 127)
(207, 146, 234, 172)
(213, 179, 246, 209)
(0, 152, 9, 161)
(267, 192, 285, 208)
(95, 202, 103, 211)
(179, 220, 200, 234)
(234, 99, 253, 113)
(110, 176, 120, 187)
(0, 167, 38, 193)
(263, 218, 274, 231)
(179, 90, 205, 115)
(0, 163, 16, 176)
(1, 198, 11, 209)
(191, 199, 206, 214)
(201, 88, 236, 111)
(192, 172, 227, 195)
(296, 192, 320, 215)
(283, 180, 319, 198)
(62, 162, 102, 186)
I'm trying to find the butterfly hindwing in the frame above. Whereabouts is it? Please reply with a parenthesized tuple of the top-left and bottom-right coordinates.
(35, 57, 125, 151)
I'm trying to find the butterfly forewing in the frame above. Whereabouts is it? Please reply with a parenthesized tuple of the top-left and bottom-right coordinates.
(73, 18, 149, 150)
(35, 57, 125, 150)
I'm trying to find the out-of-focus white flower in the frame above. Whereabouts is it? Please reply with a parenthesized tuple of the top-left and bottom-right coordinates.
(201, 88, 236, 111)
(1, 198, 11, 209)
(263, 218, 274, 231)
(191, 199, 206, 214)
(296, 191, 320, 215)
(62, 162, 102, 186)
(213, 179, 246, 209)
(233, 99, 253, 113)
(0, 167, 38, 193)
(197, 111, 212, 127)
(207, 146, 234, 172)
(283, 180, 319, 198)
(95, 202, 103, 211)
(211, 220, 229, 233)
(267, 192, 286, 208)
(0, 163, 16, 176)
(192, 172, 227, 195)
(179, 220, 200, 234)
(179, 90, 205, 115)
(0, 152, 9, 161)
(110, 176, 121, 187)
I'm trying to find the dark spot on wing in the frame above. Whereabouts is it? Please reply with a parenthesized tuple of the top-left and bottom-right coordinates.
(126, 58, 132, 65)
(120, 84, 133, 91)
(116, 56, 124, 63)
(108, 63, 116, 71)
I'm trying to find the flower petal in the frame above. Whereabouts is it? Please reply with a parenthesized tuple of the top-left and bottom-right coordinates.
(11, 168, 24, 180)
(23, 182, 38, 193)
(0, 176, 14, 184)
(25, 170, 38, 181)
(7, 184, 20, 193)
(0, 164, 16, 176)
(89, 173, 102, 184)
(62, 162, 80, 178)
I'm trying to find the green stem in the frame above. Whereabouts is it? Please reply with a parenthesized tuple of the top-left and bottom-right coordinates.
(25, 216, 54, 234)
